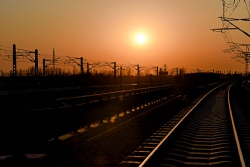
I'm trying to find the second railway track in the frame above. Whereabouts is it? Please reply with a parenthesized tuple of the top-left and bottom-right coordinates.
(120, 82, 250, 167)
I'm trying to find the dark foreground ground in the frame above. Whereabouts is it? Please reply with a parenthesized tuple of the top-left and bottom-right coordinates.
(1, 78, 249, 166)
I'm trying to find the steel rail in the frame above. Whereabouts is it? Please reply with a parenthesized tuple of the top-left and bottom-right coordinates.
(139, 82, 228, 167)
(55, 84, 172, 101)
(228, 82, 246, 167)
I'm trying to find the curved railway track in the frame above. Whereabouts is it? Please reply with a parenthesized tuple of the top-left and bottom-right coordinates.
(120, 82, 250, 167)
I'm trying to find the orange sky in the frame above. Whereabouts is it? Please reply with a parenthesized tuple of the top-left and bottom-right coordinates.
(1, 0, 249, 74)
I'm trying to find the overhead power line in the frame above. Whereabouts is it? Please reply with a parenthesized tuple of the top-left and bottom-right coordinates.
(211, 0, 250, 75)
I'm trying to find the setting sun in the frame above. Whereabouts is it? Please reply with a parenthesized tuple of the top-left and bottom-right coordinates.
(135, 33, 147, 44)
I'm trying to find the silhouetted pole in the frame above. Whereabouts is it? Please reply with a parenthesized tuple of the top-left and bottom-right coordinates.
(80, 57, 84, 74)
(43, 58, 46, 76)
(155, 66, 158, 76)
(113, 62, 116, 85)
(244, 45, 250, 75)
(13, 44, 16, 76)
(136, 64, 140, 77)
(120, 66, 122, 87)
(136, 64, 140, 85)
(87, 62, 90, 74)
(53, 48, 55, 72)
(155, 66, 159, 83)
(35, 49, 38, 76)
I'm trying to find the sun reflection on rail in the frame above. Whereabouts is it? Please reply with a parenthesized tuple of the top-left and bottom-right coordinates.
(52, 95, 171, 142)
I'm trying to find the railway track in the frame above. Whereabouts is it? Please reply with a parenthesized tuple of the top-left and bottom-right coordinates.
(0, 81, 238, 166)
(120, 82, 250, 167)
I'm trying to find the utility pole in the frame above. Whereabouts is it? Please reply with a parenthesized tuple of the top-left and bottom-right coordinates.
(13, 44, 16, 76)
(65, 56, 84, 74)
(87, 62, 90, 74)
(136, 64, 140, 77)
(53, 48, 55, 72)
(102, 61, 118, 86)
(119, 66, 123, 87)
(211, 0, 250, 75)
(11, 44, 39, 76)
(80, 57, 84, 74)
(244, 44, 250, 75)
(86, 62, 98, 74)
(34, 49, 38, 76)
(136, 64, 140, 85)
(43, 58, 51, 76)
(155, 66, 158, 76)
(228, 43, 250, 75)
(43, 58, 46, 76)
(113, 62, 116, 85)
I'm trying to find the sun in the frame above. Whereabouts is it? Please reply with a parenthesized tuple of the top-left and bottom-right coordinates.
(135, 33, 147, 44)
